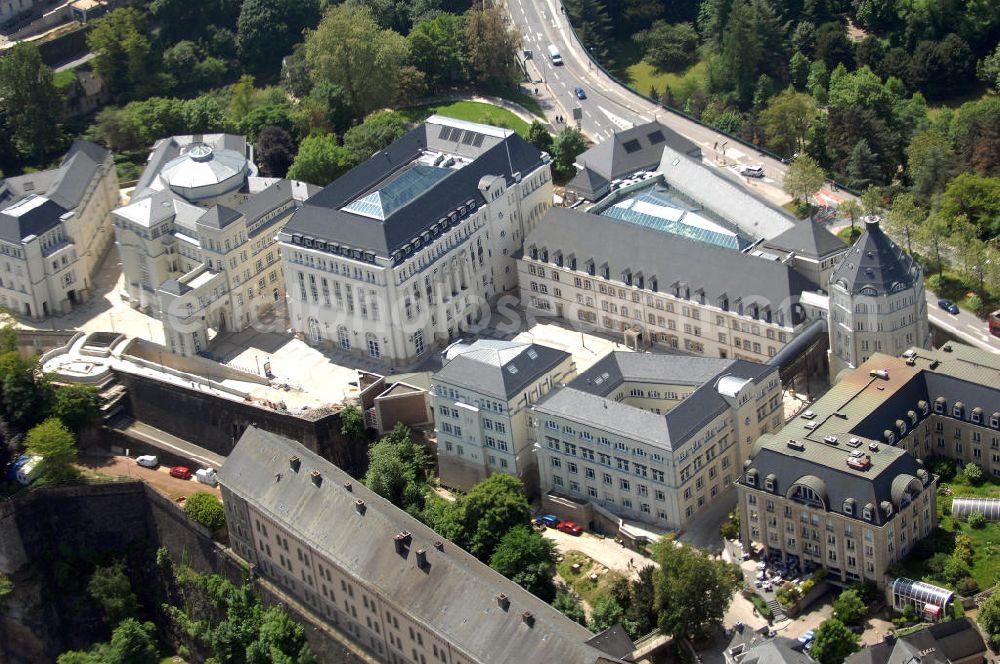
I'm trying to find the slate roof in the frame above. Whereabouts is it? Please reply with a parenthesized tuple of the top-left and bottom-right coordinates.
(433, 340, 571, 400)
(0, 196, 67, 243)
(567, 121, 700, 200)
(534, 352, 775, 450)
(763, 218, 848, 261)
(736, 638, 815, 664)
(524, 207, 819, 325)
(830, 220, 920, 296)
(46, 141, 110, 210)
(218, 427, 622, 664)
(845, 618, 986, 664)
(197, 204, 242, 229)
(281, 119, 546, 258)
(656, 143, 795, 240)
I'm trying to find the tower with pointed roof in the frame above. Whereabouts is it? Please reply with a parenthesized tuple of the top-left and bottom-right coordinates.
(827, 219, 929, 380)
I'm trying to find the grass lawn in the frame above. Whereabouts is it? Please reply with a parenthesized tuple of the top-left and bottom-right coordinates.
(892, 475, 1000, 591)
(926, 86, 994, 121)
(625, 60, 709, 100)
(53, 69, 77, 91)
(398, 101, 531, 137)
(555, 550, 626, 607)
(838, 226, 863, 244)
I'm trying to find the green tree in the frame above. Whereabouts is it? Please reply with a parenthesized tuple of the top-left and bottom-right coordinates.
(720, 509, 740, 540)
(489, 525, 557, 602)
(25, 418, 77, 481)
(720, 1, 761, 108)
(943, 556, 972, 585)
(807, 59, 829, 103)
(861, 185, 883, 219)
(237, 0, 320, 73)
(965, 462, 985, 486)
(783, 154, 825, 204)
(257, 126, 297, 178)
(789, 51, 810, 89)
(939, 173, 1000, 240)
(343, 111, 408, 165)
(108, 619, 158, 664)
(884, 193, 923, 254)
(87, 8, 156, 102)
(553, 591, 586, 625)
(980, 590, 1000, 650)
(364, 427, 430, 512)
(0, 43, 63, 162)
(651, 539, 741, 640)
(815, 20, 853, 71)
(967, 511, 986, 528)
(906, 129, 956, 198)
(839, 199, 862, 238)
(948, 96, 1000, 177)
(465, 2, 522, 89)
(759, 88, 816, 157)
(408, 13, 469, 86)
(979, 43, 1000, 90)
(635, 21, 699, 73)
(909, 34, 976, 99)
(185, 491, 226, 530)
(810, 618, 859, 664)
(526, 121, 553, 153)
(437, 474, 531, 561)
(845, 139, 881, 189)
(287, 133, 353, 186)
(52, 385, 101, 431)
(832, 588, 866, 625)
(552, 127, 588, 180)
(0, 307, 16, 353)
(88, 562, 139, 628)
(916, 212, 953, 275)
(247, 605, 314, 664)
(589, 594, 626, 633)
(305, 4, 410, 115)
(339, 404, 366, 441)
(564, 0, 612, 65)
(0, 352, 50, 430)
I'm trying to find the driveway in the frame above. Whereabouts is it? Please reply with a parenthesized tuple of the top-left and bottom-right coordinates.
(78, 454, 221, 502)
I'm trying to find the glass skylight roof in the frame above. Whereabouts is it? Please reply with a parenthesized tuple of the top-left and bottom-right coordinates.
(599, 187, 751, 251)
(342, 164, 452, 220)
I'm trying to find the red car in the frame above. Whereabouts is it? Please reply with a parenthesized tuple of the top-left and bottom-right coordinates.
(169, 466, 192, 480)
(557, 521, 583, 536)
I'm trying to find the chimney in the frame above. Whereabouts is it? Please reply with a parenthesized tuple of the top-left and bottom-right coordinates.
(344, 481, 352, 492)
(521, 611, 535, 627)
(354, 499, 366, 515)
(289, 456, 300, 472)
(434, 540, 444, 551)
(496, 593, 510, 610)
(393, 531, 412, 554)
(310, 470, 323, 487)
(415, 548, 427, 570)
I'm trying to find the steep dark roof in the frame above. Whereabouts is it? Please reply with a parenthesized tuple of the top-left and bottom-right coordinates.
(282, 124, 545, 257)
(845, 618, 985, 664)
(433, 340, 571, 400)
(575, 121, 700, 180)
(763, 218, 848, 260)
(197, 204, 242, 229)
(525, 207, 819, 325)
(585, 625, 636, 660)
(567, 166, 610, 201)
(0, 196, 67, 243)
(830, 220, 921, 295)
(219, 427, 621, 664)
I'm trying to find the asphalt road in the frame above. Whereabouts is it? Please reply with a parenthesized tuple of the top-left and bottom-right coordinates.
(925, 291, 1000, 354)
(509, 0, 850, 209)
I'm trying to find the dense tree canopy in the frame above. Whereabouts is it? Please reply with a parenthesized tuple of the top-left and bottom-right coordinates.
(88, 562, 140, 628)
(432, 474, 531, 561)
(809, 618, 860, 664)
(87, 8, 158, 102)
(237, 0, 320, 73)
(25, 418, 77, 481)
(287, 133, 352, 186)
(0, 44, 63, 162)
(651, 539, 740, 640)
(488, 525, 557, 602)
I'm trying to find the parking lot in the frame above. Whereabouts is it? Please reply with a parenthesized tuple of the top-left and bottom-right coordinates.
(78, 454, 222, 502)
(541, 525, 655, 578)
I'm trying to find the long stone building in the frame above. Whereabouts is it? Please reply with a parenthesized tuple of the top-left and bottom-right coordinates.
(0, 141, 118, 318)
(738, 342, 1000, 586)
(277, 116, 553, 366)
(219, 426, 630, 664)
(532, 352, 783, 532)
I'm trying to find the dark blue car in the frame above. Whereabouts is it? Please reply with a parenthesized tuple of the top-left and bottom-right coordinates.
(574, 86, 586, 99)
(938, 299, 959, 315)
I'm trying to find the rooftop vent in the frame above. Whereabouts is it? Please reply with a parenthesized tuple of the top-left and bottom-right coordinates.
(496, 593, 510, 610)
(355, 499, 366, 515)
(344, 481, 352, 492)
(929, 360, 940, 370)
(868, 443, 879, 452)
(943, 345, 952, 352)
(802, 410, 816, 420)
(902, 350, 917, 359)
(434, 540, 444, 551)
(905, 357, 916, 366)
(310, 470, 323, 487)
(522, 611, 535, 627)
(289, 456, 301, 472)
(415, 548, 427, 570)
(787, 439, 805, 451)
(847, 438, 862, 448)
(804, 422, 817, 430)
(870, 369, 890, 380)
(847, 454, 871, 471)
(823, 435, 839, 445)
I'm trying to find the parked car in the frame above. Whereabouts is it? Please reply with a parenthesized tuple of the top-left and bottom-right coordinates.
(798, 630, 815, 646)
(557, 521, 583, 536)
(169, 466, 192, 480)
(938, 299, 960, 315)
(574, 86, 586, 99)
(195, 468, 218, 486)
(539, 514, 561, 528)
(762, 580, 773, 591)
(136, 455, 159, 468)
(739, 164, 765, 178)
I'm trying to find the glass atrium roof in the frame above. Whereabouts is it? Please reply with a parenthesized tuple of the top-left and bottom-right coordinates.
(342, 164, 452, 220)
(599, 187, 750, 251)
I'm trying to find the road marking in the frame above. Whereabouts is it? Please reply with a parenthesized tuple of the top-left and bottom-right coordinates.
(724, 146, 747, 160)
(583, 110, 592, 118)
(597, 105, 633, 130)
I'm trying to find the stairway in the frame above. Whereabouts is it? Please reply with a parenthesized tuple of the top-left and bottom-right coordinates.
(766, 597, 788, 622)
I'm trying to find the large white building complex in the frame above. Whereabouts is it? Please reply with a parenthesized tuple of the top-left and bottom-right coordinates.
(277, 116, 553, 366)
(220, 427, 632, 664)
(532, 352, 782, 531)
(0, 141, 118, 318)
(432, 339, 575, 494)
(113, 134, 318, 355)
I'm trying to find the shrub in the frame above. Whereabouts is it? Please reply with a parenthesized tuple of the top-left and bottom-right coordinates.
(967, 511, 986, 528)
(184, 491, 226, 530)
(942, 555, 972, 585)
(927, 274, 945, 291)
(968, 295, 983, 314)
(964, 463, 985, 486)
(902, 604, 916, 622)
(954, 534, 975, 564)
(958, 576, 980, 596)
(801, 578, 816, 594)
(930, 457, 957, 482)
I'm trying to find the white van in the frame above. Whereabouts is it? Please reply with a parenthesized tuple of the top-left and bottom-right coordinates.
(196, 468, 218, 486)
(548, 44, 563, 66)
(136, 455, 159, 468)
(16, 456, 43, 486)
